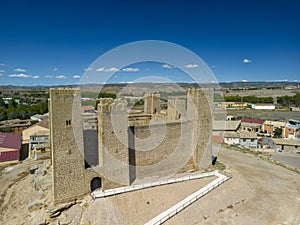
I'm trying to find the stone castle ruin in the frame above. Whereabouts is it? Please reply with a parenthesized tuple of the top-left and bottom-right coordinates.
(49, 88, 213, 203)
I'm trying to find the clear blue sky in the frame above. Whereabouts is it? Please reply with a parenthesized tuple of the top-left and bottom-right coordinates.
(0, 0, 299, 86)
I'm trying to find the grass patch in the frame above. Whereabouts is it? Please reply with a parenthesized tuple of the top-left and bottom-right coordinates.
(214, 161, 226, 170)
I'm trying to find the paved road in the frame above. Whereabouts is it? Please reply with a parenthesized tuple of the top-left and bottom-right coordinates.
(270, 153, 300, 170)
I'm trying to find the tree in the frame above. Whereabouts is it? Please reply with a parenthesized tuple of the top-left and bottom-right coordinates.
(0, 110, 7, 121)
(274, 128, 282, 137)
(8, 98, 18, 108)
(98, 92, 116, 99)
(95, 100, 100, 110)
(0, 98, 5, 108)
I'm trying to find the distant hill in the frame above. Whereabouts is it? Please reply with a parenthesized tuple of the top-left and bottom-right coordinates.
(0, 81, 299, 95)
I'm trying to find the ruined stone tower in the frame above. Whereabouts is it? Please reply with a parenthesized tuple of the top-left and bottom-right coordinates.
(49, 88, 87, 203)
(97, 98, 130, 186)
(144, 94, 161, 114)
(187, 88, 213, 170)
(50, 88, 106, 204)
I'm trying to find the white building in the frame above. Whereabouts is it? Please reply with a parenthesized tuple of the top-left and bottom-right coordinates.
(252, 103, 275, 110)
(224, 132, 240, 145)
(239, 131, 258, 148)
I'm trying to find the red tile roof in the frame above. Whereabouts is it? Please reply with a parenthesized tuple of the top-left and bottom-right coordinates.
(36, 118, 49, 129)
(212, 135, 224, 143)
(0, 150, 19, 162)
(26, 118, 49, 130)
(0, 132, 21, 150)
(241, 118, 264, 124)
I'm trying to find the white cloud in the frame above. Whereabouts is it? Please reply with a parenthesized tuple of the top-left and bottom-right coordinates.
(185, 64, 198, 69)
(45, 75, 53, 78)
(0, 70, 5, 73)
(52, 67, 59, 72)
(32, 76, 39, 79)
(243, 59, 252, 63)
(0, 63, 7, 67)
(73, 75, 80, 79)
(14, 68, 26, 72)
(162, 64, 174, 69)
(84, 67, 92, 72)
(210, 65, 216, 68)
(122, 67, 139, 72)
(242, 80, 248, 82)
(55, 75, 66, 79)
(0, 73, 3, 77)
(9, 73, 33, 78)
(96, 67, 119, 72)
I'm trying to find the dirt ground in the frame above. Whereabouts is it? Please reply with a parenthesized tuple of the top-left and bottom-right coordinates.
(165, 147, 300, 225)
(0, 159, 52, 225)
(0, 159, 40, 224)
(1, 145, 300, 225)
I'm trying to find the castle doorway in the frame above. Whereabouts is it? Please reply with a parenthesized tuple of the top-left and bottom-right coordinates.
(90, 177, 101, 192)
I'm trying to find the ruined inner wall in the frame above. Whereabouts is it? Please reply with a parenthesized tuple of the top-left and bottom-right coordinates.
(132, 121, 196, 178)
(167, 99, 186, 121)
(144, 94, 161, 114)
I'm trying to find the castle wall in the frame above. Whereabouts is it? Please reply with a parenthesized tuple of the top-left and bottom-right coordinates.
(50, 87, 213, 203)
(132, 121, 196, 178)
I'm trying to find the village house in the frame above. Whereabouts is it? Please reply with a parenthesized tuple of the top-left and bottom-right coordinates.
(213, 120, 241, 146)
(0, 132, 21, 162)
(223, 131, 240, 145)
(82, 106, 97, 114)
(30, 112, 49, 121)
(252, 103, 275, 110)
(217, 102, 249, 109)
(0, 119, 32, 134)
(239, 131, 258, 148)
(212, 120, 241, 135)
(240, 118, 264, 133)
(263, 120, 286, 137)
(272, 138, 300, 154)
(284, 119, 300, 139)
(22, 119, 50, 159)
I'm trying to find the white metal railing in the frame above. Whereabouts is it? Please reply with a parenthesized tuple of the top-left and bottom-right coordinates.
(144, 171, 232, 225)
(91, 171, 218, 199)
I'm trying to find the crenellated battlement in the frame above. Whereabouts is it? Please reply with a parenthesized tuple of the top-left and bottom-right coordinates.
(49, 88, 80, 97)
(144, 93, 160, 97)
(98, 98, 128, 113)
(187, 88, 205, 97)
